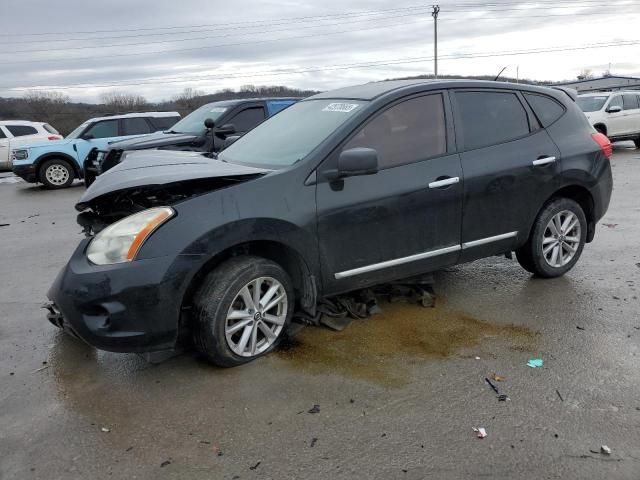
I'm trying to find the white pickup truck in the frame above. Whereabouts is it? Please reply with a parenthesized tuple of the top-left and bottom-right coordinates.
(0, 121, 62, 171)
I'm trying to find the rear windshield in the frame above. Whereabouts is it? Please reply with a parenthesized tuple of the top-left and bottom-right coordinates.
(218, 100, 367, 168)
(576, 96, 608, 112)
(43, 123, 59, 134)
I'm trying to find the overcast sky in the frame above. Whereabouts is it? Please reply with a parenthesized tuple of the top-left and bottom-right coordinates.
(2, 0, 640, 103)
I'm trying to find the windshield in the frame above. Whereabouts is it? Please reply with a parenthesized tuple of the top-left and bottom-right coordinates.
(169, 104, 228, 134)
(67, 121, 90, 139)
(577, 96, 608, 112)
(219, 99, 366, 167)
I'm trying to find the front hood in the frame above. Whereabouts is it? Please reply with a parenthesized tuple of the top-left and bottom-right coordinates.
(76, 150, 271, 210)
(107, 131, 200, 150)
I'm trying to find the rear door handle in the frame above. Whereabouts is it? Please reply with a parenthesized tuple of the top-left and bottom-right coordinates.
(429, 176, 460, 189)
(532, 156, 556, 166)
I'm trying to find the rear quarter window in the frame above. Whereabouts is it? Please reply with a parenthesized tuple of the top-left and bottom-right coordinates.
(455, 91, 530, 150)
(524, 93, 566, 127)
(6, 125, 38, 137)
(43, 124, 59, 134)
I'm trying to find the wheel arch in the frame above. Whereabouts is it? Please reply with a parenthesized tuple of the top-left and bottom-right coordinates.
(34, 153, 81, 182)
(534, 185, 596, 243)
(181, 239, 318, 319)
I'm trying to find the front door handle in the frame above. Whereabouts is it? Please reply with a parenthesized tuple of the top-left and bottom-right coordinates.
(429, 176, 460, 189)
(532, 156, 556, 166)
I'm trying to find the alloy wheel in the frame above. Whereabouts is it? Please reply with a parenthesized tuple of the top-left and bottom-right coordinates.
(225, 277, 288, 357)
(542, 210, 582, 268)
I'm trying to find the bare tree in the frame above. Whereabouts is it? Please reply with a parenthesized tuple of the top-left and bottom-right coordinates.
(23, 91, 70, 122)
(577, 69, 594, 81)
(100, 91, 148, 113)
(172, 87, 205, 113)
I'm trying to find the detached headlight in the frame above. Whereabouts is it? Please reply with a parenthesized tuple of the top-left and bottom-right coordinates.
(11, 149, 29, 161)
(87, 207, 174, 265)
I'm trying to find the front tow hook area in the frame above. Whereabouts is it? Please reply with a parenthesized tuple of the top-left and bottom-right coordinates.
(43, 302, 64, 328)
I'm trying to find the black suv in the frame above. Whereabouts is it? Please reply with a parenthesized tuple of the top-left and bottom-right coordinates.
(47, 80, 613, 367)
(83, 98, 298, 186)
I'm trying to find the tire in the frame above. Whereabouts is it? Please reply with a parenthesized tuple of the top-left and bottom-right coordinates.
(193, 256, 294, 367)
(516, 198, 587, 278)
(634, 138, 640, 149)
(39, 158, 75, 189)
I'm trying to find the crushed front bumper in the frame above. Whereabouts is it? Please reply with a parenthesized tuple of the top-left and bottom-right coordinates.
(46, 239, 203, 353)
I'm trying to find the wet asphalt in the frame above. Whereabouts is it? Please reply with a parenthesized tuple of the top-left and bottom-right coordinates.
(0, 146, 639, 480)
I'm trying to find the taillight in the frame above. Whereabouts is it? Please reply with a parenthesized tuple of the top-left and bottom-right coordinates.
(591, 132, 612, 159)
(47, 135, 62, 140)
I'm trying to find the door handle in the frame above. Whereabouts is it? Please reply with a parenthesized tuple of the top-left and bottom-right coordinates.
(429, 176, 460, 189)
(532, 156, 556, 166)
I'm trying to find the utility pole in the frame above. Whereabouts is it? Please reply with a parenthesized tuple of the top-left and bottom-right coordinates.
(432, 5, 440, 79)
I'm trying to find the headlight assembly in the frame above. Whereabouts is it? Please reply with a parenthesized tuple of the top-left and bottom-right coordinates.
(11, 149, 29, 161)
(86, 207, 174, 265)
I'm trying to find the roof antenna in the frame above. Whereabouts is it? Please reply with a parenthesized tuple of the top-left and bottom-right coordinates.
(494, 66, 508, 82)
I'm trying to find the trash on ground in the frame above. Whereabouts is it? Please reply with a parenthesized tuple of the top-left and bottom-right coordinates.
(490, 373, 505, 382)
(556, 389, 564, 402)
(485, 377, 510, 402)
(527, 358, 544, 368)
(472, 427, 487, 439)
(308, 404, 320, 414)
(475, 356, 481, 360)
(310, 437, 318, 448)
(160, 460, 171, 467)
(602, 223, 618, 228)
(101, 427, 110, 433)
(576, 326, 585, 330)
(485, 378, 500, 394)
(498, 394, 510, 402)
(601, 445, 611, 455)
(32, 365, 49, 373)
(249, 461, 261, 470)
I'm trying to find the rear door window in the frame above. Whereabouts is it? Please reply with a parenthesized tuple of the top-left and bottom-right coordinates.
(343, 94, 447, 169)
(6, 125, 38, 137)
(455, 91, 531, 150)
(84, 120, 119, 139)
(622, 94, 639, 110)
(227, 107, 266, 132)
(524, 93, 565, 127)
(122, 117, 153, 135)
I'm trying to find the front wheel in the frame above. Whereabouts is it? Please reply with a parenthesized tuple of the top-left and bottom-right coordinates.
(193, 256, 294, 367)
(516, 198, 587, 278)
(39, 158, 75, 189)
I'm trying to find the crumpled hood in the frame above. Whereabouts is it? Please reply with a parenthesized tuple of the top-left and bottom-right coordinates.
(76, 150, 271, 210)
(106, 131, 200, 150)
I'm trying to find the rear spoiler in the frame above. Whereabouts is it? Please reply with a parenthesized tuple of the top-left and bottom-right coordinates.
(551, 86, 578, 102)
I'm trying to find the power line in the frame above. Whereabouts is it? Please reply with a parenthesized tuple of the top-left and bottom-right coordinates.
(3, 39, 638, 92)
(0, 0, 630, 38)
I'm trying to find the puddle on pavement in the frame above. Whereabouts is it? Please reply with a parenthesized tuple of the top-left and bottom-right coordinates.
(277, 301, 536, 387)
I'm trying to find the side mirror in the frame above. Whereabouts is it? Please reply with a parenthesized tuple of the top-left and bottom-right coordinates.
(606, 105, 622, 113)
(81, 133, 95, 140)
(326, 148, 379, 180)
(215, 124, 236, 137)
(204, 118, 216, 129)
(222, 135, 241, 150)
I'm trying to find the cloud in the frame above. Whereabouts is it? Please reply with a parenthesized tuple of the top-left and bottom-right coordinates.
(2, 0, 639, 102)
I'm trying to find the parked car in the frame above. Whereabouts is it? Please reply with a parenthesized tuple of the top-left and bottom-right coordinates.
(83, 98, 299, 186)
(0, 121, 62, 171)
(577, 91, 640, 147)
(47, 80, 613, 367)
(11, 112, 180, 189)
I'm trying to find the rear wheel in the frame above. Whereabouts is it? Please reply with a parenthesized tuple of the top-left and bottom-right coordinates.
(193, 256, 294, 367)
(39, 158, 75, 189)
(516, 198, 587, 278)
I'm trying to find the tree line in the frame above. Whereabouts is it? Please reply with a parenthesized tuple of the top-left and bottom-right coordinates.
(0, 85, 318, 135)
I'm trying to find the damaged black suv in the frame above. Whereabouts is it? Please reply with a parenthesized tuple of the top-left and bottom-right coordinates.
(47, 80, 613, 367)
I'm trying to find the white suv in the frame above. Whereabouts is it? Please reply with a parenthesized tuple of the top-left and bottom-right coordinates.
(0, 121, 63, 170)
(577, 91, 640, 147)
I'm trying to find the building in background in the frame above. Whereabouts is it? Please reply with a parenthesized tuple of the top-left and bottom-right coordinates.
(556, 75, 640, 93)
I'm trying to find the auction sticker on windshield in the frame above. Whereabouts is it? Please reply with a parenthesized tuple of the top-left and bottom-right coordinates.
(323, 103, 360, 113)
(210, 107, 227, 113)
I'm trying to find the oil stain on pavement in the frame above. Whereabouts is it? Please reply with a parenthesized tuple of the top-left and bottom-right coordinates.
(277, 301, 537, 387)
